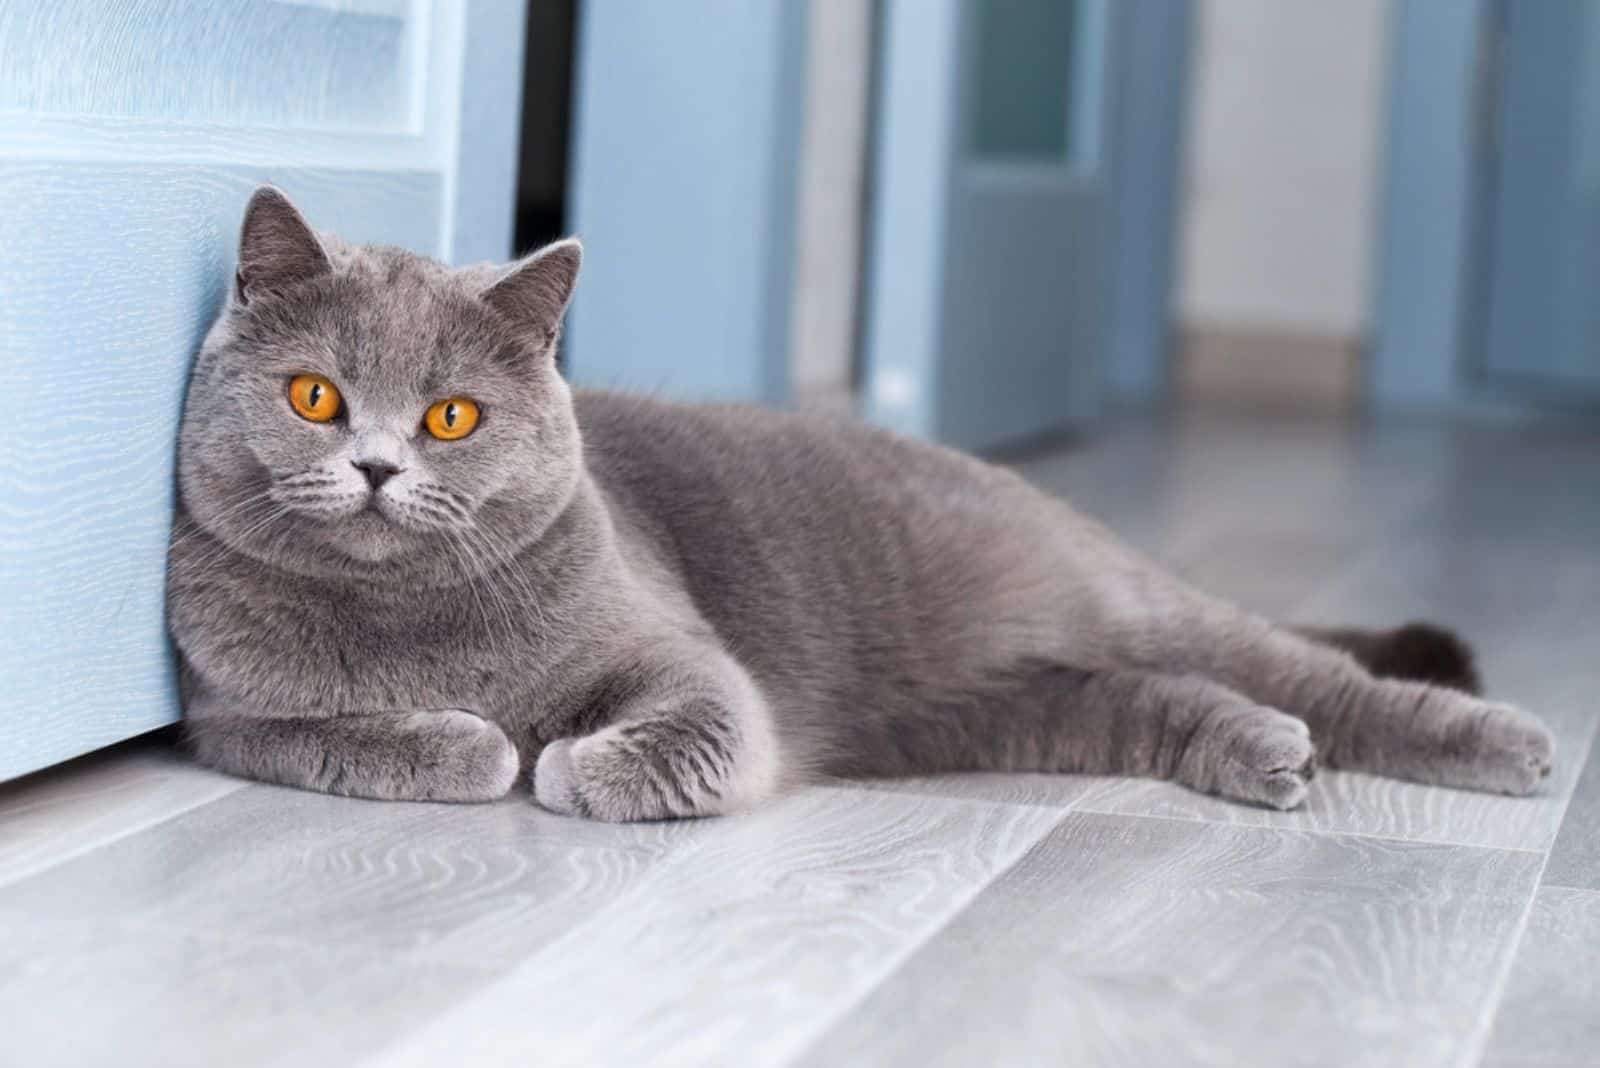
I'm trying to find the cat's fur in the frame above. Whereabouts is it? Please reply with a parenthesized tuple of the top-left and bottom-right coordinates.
(167, 188, 1555, 819)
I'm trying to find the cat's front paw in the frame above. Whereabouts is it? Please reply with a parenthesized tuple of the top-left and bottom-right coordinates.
(1199, 704, 1317, 811)
(402, 710, 519, 803)
(532, 737, 587, 817)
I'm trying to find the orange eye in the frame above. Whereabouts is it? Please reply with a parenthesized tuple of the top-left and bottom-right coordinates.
(424, 397, 480, 440)
(287, 374, 341, 422)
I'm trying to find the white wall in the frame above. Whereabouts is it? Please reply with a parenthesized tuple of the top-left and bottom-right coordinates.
(789, 0, 873, 404)
(1176, 0, 1391, 338)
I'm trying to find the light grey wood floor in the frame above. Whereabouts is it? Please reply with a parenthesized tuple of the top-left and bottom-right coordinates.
(3, 410, 1598, 1068)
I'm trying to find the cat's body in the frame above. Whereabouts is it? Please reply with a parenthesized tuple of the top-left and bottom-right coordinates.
(168, 189, 1554, 819)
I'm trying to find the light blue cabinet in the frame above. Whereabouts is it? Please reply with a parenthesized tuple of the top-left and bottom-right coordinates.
(0, 0, 527, 780)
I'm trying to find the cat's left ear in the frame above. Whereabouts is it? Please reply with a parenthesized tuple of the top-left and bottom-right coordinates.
(479, 238, 582, 353)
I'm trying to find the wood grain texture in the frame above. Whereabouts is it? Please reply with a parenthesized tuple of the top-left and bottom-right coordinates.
(373, 787, 1062, 1068)
(0, 165, 441, 780)
(1542, 726, 1600, 891)
(1484, 886, 1600, 1067)
(797, 811, 1543, 1068)
(0, 910, 497, 1068)
(0, 736, 242, 887)
(0, 0, 414, 129)
(0, 780, 710, 971)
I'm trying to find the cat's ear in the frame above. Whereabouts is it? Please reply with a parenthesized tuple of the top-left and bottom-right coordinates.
(235, 186, 331, 305)
(479, 238, 582, 351)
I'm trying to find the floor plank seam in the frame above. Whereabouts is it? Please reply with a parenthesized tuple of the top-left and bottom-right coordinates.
(771, 802, 1074, 1068)
(1454, 713, 1600, 1067)
(0, 779, 251, 891)
(1455, 848, 1554, 1068)
(1065, 799, 1551, 855)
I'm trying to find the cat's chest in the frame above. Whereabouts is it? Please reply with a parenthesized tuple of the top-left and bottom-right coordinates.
(183, 571, 551, 715)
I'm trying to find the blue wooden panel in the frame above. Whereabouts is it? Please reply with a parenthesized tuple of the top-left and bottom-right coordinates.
(0, 0, 529, 779)
(1106, 0, 1192, 401)
(0, 0, 418, 130)
(1483, 0, 1600, 393)
(438, 0, 528, 265)
(860, 0, 964, 439)
(864, 0, 1121, 450)
(565, 0, 806, 403)
(1370, 0, 1488, 410)
(0, 165, 442, 781)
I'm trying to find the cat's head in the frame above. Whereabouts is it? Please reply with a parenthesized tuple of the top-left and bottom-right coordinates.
(176, 186, 584, 584)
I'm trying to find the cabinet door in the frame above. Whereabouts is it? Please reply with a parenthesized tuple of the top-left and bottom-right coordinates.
(1483, 0, 1600, 394)
(863, 0, 1123, 450)
(0, 0, 526, 780)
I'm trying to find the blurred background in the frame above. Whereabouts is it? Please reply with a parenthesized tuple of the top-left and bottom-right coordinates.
(531, 0, 1600, 446)
(3, 0, 1599, 774)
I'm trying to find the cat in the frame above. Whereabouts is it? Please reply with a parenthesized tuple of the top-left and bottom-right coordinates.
(166, 187, 1554, 820)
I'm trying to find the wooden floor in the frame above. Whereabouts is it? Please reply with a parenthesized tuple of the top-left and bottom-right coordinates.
(3, 410, 1598, 1068)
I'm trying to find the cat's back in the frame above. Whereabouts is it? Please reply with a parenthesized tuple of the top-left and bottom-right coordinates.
(572, 391, 1075, 707)
(574, 390, 1031, 537)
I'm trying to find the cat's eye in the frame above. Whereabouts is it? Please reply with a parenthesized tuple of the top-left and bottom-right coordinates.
(288, 374, 341, 422)
(424, 397, 480, 440)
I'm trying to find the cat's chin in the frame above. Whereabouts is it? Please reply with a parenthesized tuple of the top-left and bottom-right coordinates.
(330, 510, 411, 563)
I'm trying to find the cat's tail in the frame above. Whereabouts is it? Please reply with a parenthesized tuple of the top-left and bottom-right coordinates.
(1291, 621, 1481, 695)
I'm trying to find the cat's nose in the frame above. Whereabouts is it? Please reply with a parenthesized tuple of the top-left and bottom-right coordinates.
(352, 459, 402, 490)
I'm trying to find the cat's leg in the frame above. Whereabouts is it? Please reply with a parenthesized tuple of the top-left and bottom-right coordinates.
(185, 702, 520, 802)
(532, 649, 781, 822)
(1118, 601, 1552, 794)
(835, 665, 1316, 810)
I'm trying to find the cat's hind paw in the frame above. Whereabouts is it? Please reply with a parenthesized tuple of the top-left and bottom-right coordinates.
(1461, 701, 1554, 796)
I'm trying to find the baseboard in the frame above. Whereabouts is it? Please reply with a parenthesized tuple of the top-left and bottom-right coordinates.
(1178, 324, 1364, 412)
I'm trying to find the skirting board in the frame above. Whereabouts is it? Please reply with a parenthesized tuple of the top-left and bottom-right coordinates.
(1178, 324, 1364, 412)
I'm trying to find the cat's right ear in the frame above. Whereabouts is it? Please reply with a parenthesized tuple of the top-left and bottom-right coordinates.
(235, 186, 331, 306)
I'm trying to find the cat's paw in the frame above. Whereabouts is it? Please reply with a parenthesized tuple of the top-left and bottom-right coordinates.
(1201, 705, 1317, 811)
(532, 737, 588, 817)
(402, 710, 519, 803)
(1457, 701, 1554, 796)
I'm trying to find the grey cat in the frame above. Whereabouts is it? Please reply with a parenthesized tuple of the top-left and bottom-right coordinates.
(167, 187, 1555, 820)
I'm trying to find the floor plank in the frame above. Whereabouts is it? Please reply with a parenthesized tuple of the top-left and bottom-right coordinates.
(795, 811, 1542, 1068)
(372, 787, 1062, 1068)
(0, 781, 711, 969)
(0, 910, 496, 1068)
(0, 735, 244, 887)
(1483, 886, 1600, 1067)
(1542, 728, 1600, 891)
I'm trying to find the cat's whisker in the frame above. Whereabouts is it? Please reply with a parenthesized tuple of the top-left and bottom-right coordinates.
(462, 524, 548, 641)
(176, 502, 294, 585)
(454, 531, 524, 646)
(168, 491, 278, 552)
(438, 527, 505, 644)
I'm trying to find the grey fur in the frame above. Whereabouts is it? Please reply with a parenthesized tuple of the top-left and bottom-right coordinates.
(166, 188, 1556, 820)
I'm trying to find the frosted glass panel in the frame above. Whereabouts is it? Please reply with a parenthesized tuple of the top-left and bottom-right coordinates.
(0, 0, 416, 130)
(970, 0, 1077, 159)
